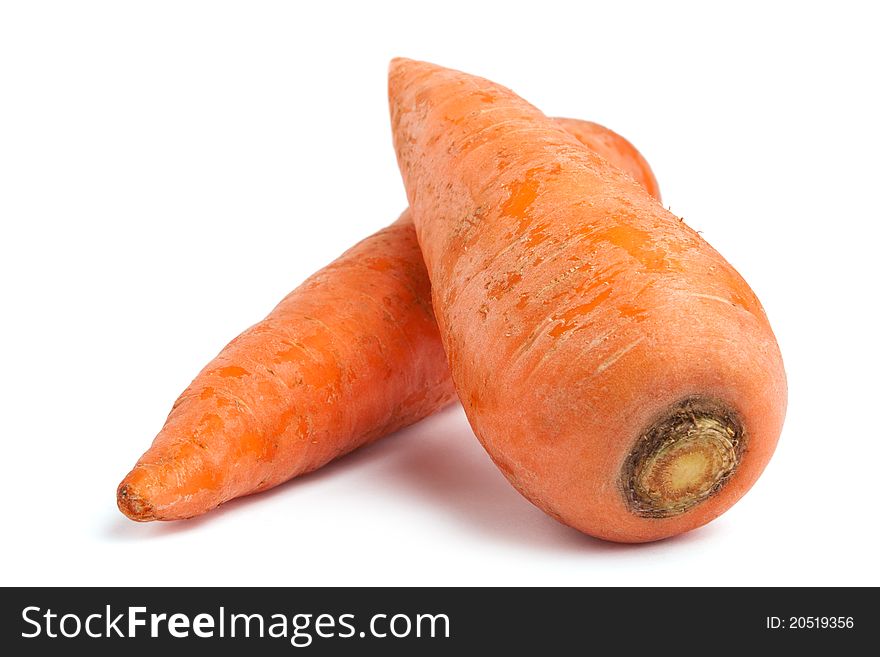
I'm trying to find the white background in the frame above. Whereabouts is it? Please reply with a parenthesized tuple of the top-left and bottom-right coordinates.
(2, 1, 878, 586)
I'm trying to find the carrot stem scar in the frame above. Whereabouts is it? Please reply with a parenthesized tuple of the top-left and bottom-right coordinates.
(623, 398, 744, 518)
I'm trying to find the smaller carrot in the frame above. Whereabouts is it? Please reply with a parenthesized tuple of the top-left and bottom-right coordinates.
(118, 211, 454, 521)
(552, 118, 660, 202)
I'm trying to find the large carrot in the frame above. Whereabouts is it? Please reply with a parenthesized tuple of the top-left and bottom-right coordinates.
(117, 119, 657, 521)
(389, 59, 786, 543)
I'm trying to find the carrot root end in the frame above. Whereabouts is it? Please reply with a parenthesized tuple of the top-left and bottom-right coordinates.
(117, 483, 157, 522)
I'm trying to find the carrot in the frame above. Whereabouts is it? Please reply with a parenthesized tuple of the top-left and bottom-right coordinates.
(118, 119, 657, 521)
(388, 59, 787, 543)
(117, 213, 454, 521)
(553, 118, 660, 202)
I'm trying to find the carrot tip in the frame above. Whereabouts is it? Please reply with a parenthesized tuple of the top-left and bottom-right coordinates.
(622, 397, 745, 518)
(117, 482, 157, 522)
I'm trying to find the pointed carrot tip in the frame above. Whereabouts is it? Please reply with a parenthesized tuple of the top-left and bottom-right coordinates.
(388, 57, 410, 76)
(117, 481, 156, 522)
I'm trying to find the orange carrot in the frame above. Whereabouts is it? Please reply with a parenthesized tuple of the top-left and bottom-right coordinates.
(389, 59, 786, 543)
(553, 118, 660, 202)
(118, 214, 454, 521)
(117, 118, 657, 521)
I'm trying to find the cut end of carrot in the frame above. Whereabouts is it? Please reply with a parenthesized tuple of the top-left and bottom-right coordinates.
(622, 398, 744, 518)
(117, 482, 157, 522)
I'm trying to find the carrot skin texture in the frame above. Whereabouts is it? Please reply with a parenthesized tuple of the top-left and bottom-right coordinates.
(553, 118, 660, 203)
(118, 119, 658, 522)
(389, 59, 786, 543)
